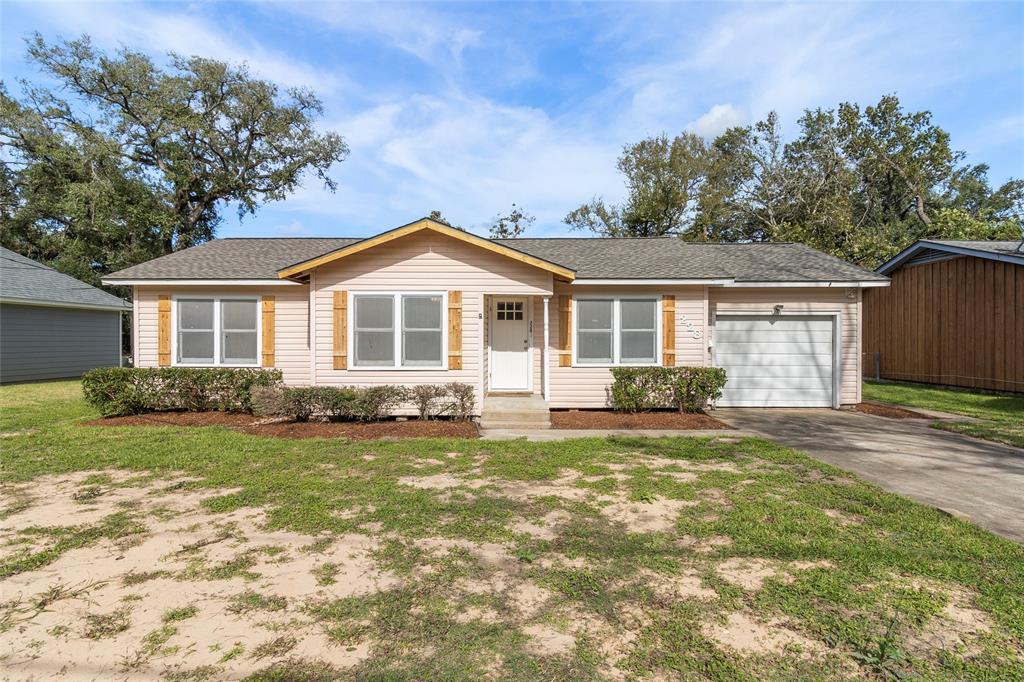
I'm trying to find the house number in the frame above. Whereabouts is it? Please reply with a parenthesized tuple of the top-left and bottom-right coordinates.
(680, 313, 703, 339)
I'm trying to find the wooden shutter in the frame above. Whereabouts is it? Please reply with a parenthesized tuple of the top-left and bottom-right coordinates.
(158, 295, 171, 367)
(447, 291, 463, 370)
(333, 291, 347, 370)
(261, 296, 276, 367)
(558, 295, 572, 367)
(662, 295, 676, 367)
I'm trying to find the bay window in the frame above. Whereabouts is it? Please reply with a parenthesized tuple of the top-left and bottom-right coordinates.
(575, 296, 659, 366)
(353, 293, 444, 368)
(175, 297, 259, 366)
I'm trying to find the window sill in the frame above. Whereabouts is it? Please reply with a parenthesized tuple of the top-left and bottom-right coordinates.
(344, 366, 447, 372)
(570, 363, 662, 369)
(172, 363, 261, 368)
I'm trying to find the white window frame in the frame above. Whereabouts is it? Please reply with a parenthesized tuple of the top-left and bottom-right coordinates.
(572, 295, 662, 367)
(171, 295, 261, 368)
(348, 291, 448, 371)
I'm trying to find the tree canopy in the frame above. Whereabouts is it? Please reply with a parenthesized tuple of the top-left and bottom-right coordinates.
(488, 203, 535, 239)
(566, 95, 1023, 267)
(1, 34, 348, 287)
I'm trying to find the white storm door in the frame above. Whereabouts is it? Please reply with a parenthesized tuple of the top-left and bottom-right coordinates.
(490, 298, 530, 391)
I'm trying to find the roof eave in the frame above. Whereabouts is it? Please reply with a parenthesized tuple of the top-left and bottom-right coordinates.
(0, 295, 131, 312)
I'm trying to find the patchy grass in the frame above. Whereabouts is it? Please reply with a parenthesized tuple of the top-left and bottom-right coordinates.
(163, 605, 199, 623)
(83, 606, 132, 639)
(0, 380, 1022, 680)
(864, 380, 1024, 448)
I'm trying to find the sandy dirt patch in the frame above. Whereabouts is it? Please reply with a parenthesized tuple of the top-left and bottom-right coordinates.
(0, 473, 398, 680)
(521, 623, 576, 655)
(716, 558, 833, 591)
(704, 611, 825, 657)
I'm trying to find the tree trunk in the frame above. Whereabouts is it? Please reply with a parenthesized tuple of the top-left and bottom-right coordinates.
(913, 195, 930, 225)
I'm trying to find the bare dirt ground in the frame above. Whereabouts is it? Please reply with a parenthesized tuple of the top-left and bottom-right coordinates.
(1, 453, 1007, 681)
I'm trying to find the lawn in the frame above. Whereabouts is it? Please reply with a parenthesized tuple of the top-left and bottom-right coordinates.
(1, 381, 1022, 680)
(863, 381, 1024, 449)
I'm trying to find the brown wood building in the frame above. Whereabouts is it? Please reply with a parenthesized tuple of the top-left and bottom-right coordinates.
(863, 240, 1024, 393)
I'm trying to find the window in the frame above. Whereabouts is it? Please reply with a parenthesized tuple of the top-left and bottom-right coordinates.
(575, 297, 659, 366)
(353, 293, 444, 368)
(619, 299, 657, 363)
(402, 295, 443, 366)
(577, 299, 613, 364)
(221, 300, 258, 364)
(495, 300, 523, 321)
(175, 297, 258, 366)
(178, 299, 215, 364)
(354, 296, 395, 367)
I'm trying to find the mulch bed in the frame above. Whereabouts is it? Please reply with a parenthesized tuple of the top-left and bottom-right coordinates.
(854, 401, 930, 419)
(83, 412, 480, 440)
(550, 409, 729, 430)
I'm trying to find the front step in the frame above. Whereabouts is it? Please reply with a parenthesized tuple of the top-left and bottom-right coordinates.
(479, 394, 551, 430)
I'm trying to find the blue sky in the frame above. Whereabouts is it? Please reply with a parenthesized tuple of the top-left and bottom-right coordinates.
(2, 1, 1022, 239)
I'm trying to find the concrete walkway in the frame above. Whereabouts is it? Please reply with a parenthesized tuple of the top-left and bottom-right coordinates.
(713, 408, 1024, 543)
(479, 428, 756, 441)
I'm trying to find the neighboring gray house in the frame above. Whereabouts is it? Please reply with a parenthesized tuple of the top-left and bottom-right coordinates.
(1, 246, 131, 383)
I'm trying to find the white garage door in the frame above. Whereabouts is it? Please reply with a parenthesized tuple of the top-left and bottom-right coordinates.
(714, 315, 835, 407)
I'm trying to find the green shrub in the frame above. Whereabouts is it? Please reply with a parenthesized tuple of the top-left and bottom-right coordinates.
(408, 385, 447, 420)
(348, 385, 407, 421)
(81, 368, 284, 417)
(443, 382, 476, 421)
(609, 367, 726, 413)
(407, 383, 476, 420)
(280, 386, 361, 422)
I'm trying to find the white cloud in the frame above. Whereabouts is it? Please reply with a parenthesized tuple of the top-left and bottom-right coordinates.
(687, 104, 746, 139)
(282, 2, 482, 70)
(281, 88, 623, 235)
(25, 2, 345, 91)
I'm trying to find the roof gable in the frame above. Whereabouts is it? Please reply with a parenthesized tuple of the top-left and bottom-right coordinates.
(876, 240, 1024, 275)
(276, 218, 576, 281)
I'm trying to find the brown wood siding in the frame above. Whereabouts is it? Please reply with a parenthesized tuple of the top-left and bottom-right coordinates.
(448, 290, 463, 370)
(261, 296, 276, 367)
(333, 291, 347, 370)
(863, 255, 1023, 393)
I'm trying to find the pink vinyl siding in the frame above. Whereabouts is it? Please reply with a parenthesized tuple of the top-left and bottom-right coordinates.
(546, 284, 707, 408)
(133, 285, 311, 385)
(709, 287, 861, 405)
(312, 230, 553, 409)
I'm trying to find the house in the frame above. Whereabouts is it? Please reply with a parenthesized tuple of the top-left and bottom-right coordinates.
(1, 246, 131, 383)
(102, 217, 889, 413)
(864, 239, 1024, 394)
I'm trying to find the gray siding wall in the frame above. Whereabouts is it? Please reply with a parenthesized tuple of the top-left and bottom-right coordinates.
(0, 303, 120, 383)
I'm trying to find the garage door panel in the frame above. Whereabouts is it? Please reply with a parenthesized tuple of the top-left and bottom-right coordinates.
(724, 376, 832, 391)
(714, 329, 834, 344)
(713, 319, 833, 332)
(715, 315, 834, 408)
(715, 352, 834, 366)
(715, 341, 834, 354)
(722, 362, 833, 376)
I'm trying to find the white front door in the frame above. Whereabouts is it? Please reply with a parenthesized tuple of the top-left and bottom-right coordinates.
(490, 298, 530, 391)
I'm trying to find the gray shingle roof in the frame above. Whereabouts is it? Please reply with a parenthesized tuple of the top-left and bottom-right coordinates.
(105, 233, 886, 283)
(877, 239, 1024, 274)
(106, 238, 359, 280)
(1, 247, 131, 310)
(495, 237, 887, 281)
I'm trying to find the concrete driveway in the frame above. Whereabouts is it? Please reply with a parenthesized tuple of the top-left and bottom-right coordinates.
(713, 408, 1024, 543)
